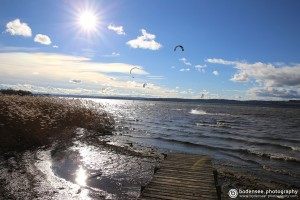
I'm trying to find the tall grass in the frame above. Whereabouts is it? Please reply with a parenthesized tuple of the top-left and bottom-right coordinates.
(0, 95, 114, 151)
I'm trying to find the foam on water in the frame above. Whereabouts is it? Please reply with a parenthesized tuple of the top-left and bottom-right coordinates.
(189, 109, 207, 115)
(290, 146, 300, 152)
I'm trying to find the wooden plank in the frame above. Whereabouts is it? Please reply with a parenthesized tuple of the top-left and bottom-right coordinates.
(155, 172, 214, 179)
(149, 180, 215, 190)
(145, 183, 212, 193)
(143, 192, 216, 200)
(156, 169, 214, 176)
(139, 153, 218, 200)
(153, 174, 215, 183)
(144, 186, 216, 197)
(142, 189, 204, 200)
(150, 177, 215, 186)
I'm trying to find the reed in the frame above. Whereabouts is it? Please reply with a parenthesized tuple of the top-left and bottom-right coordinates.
(0, 95, 114, 151)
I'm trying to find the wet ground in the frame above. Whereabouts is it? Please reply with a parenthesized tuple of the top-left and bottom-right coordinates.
(0, 128, 163, 200)
(1, 127, 297, 200)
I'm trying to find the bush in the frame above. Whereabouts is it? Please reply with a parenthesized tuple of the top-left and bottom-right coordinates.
(0, 95, 114, 151)
(0, 89, 33, 96)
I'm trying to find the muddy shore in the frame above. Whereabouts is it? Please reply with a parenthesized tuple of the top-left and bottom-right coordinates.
(0, 128, 163, 199)
(1, 128, 298, 200)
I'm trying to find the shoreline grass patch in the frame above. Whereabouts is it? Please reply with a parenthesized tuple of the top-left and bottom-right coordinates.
(0, 95, 114, 151)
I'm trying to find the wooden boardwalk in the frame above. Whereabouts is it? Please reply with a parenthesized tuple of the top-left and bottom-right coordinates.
(139, 153, 219, 200)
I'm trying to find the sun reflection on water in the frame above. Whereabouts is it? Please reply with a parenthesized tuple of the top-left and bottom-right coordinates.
(75, 165, 87, 186)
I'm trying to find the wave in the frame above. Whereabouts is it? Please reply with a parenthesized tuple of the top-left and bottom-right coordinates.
(189, 109, 207, 115)
(154, 136, 232, 151)
(196, 122, 232, 128)
(263, 165, 300, 179)
(242, 149, 300, 163)
(189, 108, 233, 117)
(251, 136, 300, 144)
(153, 136, 300, 165)
(290, 146, 300, 152)
(185, 132, 300, 153)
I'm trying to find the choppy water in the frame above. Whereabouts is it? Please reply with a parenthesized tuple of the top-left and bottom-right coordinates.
(93, 99, 300, 187)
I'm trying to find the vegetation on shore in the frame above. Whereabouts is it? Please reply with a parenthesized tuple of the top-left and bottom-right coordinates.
(0, 89, 33, 96)
(0, 93, 114, 152)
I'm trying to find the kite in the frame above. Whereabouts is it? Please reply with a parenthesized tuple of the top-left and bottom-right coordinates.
(174, 45, 184, 51)
(130, 67, 139, 78)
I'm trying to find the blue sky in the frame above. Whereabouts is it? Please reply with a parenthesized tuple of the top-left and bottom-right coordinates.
(1, 0, 300, 100)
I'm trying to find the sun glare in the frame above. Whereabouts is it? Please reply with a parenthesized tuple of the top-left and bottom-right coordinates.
(78, 11, 98, 32)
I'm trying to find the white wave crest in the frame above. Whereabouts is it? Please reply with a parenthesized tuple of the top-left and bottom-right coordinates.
(290, 146, 300, 152)
(189, 109, 207, 115)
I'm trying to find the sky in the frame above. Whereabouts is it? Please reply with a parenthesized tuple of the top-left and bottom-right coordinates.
(1, 0, 300, 100)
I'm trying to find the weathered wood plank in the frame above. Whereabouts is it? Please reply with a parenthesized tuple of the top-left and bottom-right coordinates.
(150, 177, 215, 185)
(153, 174, 215, 183)
(155, 172, 213, 178)
(145, 183, 213, 193)
(144, 186, 216, 197)
(139, 153, 218, 200)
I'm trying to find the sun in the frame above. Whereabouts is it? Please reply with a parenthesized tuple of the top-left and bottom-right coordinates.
(77, 11, 99, 32)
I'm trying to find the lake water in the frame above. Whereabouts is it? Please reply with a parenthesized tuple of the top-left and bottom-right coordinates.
(94, 99, 300, 187)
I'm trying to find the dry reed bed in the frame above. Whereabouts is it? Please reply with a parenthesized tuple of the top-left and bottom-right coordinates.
(0, 95, 114, 151)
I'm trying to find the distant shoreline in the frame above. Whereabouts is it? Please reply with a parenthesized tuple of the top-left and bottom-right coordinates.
(1, 88, 300, 107)
(53, 93, 300, 108)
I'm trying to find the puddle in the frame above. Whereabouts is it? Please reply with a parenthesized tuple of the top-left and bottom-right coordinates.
(50, 142, 155, 199)
(0, 129, 158, 200)
(47, 126, 159, 199)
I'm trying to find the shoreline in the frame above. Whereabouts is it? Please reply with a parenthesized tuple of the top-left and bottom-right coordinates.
(1, 137, 298, 199)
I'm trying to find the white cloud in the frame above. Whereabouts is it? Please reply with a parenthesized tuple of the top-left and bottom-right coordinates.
(34, 34, 52, 45)
(180, 58, 191, 66)
(52, 45, 59, 48)
(112, 52, 120, 56)
(179, 68, 190, 72)
(207, 58, 300, 99)
(126, 29, 162, 50)
(0, 52, 151, 96)
(213, 70, 219, 76)
(230, 72, 248, 82)
(0, 52, 206, 98)
(0, 83, 98, 96)
(103, 52, 120, 57)
(206, 58, 238, 65)
(5, 19, 32, 37)
(207, 58, 300, 87)
(107, 24, 125, 35)
(0, 52, 148, 77)
(249, 87, 300, 99)
(195, 64, 206, 72)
